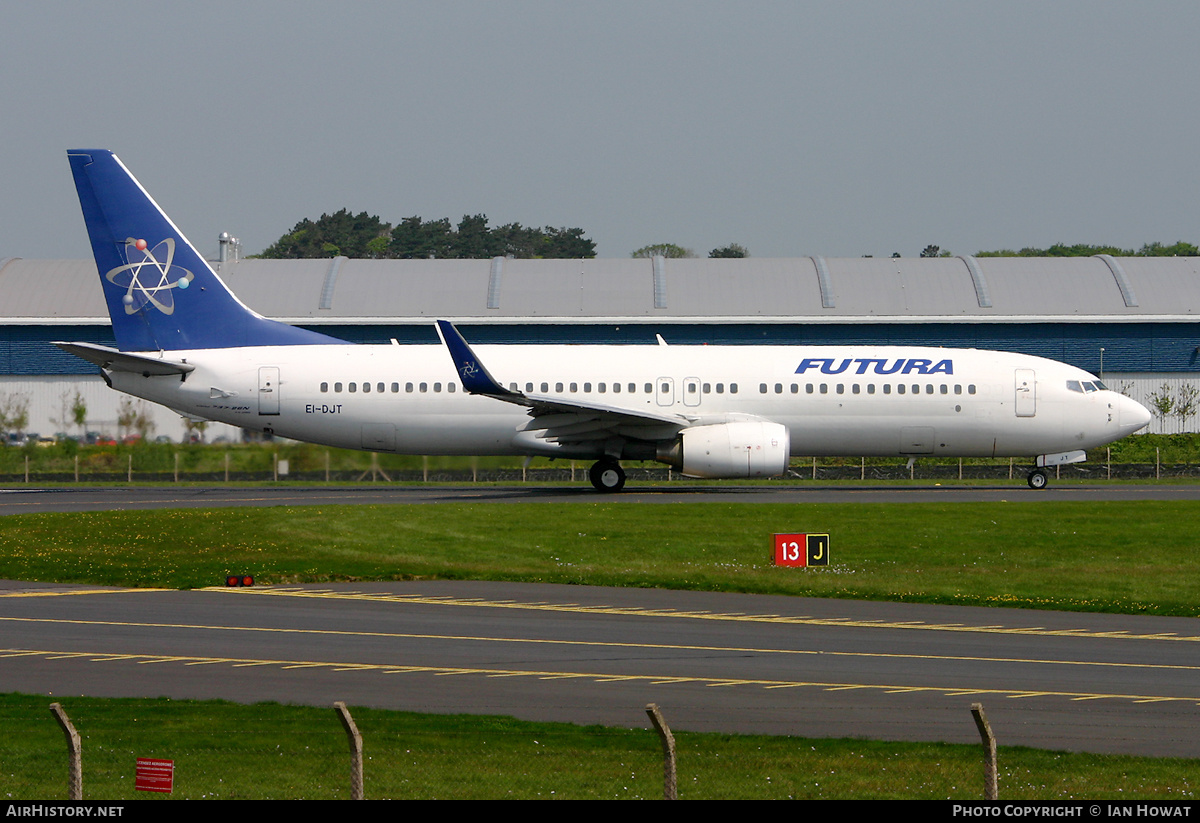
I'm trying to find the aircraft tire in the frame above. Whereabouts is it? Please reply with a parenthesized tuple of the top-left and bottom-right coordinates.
(589, 459, 626, 493)
(1027, 469, 1048, 490)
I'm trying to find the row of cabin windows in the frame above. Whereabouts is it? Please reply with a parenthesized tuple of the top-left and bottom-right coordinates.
(319, 381, 746, 395)
(507, 382, 740, 395)
(761, 382, 977, 396)
(318, 380, 977, 397)
(320, 381, 458, 393)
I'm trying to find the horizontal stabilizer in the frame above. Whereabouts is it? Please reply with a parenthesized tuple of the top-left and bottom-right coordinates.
(54, 342, 194, 376)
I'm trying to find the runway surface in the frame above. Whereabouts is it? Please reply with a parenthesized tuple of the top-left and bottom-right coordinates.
(2, 482, 1200, 514)
(2, 578, 1199, 757)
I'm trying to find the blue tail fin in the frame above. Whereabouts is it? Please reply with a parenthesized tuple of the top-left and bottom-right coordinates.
(68, 150, 339, 352)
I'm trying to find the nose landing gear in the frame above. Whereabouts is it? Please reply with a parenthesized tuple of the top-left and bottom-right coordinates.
(1027, 468, 1048, 489)
(589, 459, 626, 492)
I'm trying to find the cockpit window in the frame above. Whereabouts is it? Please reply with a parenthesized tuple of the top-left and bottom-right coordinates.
(1093, 379, 1108, 391)
(1067, 380, 1083, 393)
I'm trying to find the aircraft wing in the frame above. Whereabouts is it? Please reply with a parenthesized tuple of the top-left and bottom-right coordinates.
(436, 320, 691, 451)
(54, 342, 195, 376)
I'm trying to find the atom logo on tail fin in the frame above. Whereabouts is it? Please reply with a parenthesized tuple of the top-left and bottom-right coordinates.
(105, 237, 194, 315)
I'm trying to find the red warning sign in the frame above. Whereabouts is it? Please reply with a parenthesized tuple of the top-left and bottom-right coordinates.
(135, 757, 174, 793)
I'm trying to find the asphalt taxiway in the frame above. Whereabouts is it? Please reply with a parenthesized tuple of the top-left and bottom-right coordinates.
(2, 578, 1199, 757)
(2, 482, 1200, 515)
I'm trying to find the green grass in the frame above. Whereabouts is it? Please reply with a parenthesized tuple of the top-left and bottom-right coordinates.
(2, 695, 1196, 800)
(2, 500, 1200, 615)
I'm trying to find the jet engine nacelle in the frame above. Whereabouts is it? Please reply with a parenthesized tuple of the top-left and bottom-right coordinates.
(659, 420, 791, 479)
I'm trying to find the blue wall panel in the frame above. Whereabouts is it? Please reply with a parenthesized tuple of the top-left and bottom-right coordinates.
(6, 321, 1200, 376)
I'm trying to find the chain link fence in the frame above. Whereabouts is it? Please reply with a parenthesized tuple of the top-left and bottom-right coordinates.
(1, 458, 1197, 484)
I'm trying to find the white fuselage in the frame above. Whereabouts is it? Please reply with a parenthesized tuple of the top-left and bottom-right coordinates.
(107, 342, 1149, 460)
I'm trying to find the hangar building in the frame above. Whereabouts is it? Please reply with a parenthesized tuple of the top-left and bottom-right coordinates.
(1, 253, 1196, 441)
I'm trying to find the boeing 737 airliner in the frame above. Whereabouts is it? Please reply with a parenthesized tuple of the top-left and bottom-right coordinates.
(59, 150, 1151, 491)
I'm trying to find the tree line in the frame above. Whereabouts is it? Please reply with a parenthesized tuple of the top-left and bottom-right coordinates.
(259, 209, 596, 259)
(631, 243, 749, 258)
(975, 242, 1199, 257)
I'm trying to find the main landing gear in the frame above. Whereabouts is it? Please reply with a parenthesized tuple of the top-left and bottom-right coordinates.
(1027, 468, 1049, 490)
(589, 458, 626, 493)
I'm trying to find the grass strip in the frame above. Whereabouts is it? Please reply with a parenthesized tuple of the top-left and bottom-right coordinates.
(1, 694, 1196, 800)
(1, 501, 1198, 615)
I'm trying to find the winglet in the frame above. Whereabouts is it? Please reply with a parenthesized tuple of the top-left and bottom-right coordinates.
(435, 320, 520, 397)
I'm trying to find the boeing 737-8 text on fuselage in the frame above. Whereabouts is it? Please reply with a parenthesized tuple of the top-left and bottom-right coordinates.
(59, 150, 1151, 491)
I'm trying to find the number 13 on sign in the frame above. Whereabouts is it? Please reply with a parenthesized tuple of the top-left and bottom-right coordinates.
(773, 533, 830, 567)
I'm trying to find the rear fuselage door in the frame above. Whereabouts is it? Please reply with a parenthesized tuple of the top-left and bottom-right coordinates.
(259, 366, 280, 415)
(1015, 369, 1036, 417)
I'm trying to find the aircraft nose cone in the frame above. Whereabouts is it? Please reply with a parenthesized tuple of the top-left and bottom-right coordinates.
(1118, 394, 1152, 434)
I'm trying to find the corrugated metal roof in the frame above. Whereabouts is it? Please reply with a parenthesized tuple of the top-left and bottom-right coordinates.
(4, 255, 1200, 325)
(0, 259, 109, 320)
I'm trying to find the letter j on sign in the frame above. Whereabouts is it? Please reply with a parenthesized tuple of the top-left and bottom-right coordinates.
(773, 533, 830, 567)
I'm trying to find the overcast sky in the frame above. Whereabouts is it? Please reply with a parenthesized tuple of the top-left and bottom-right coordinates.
(3, 1, 1198, 261)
